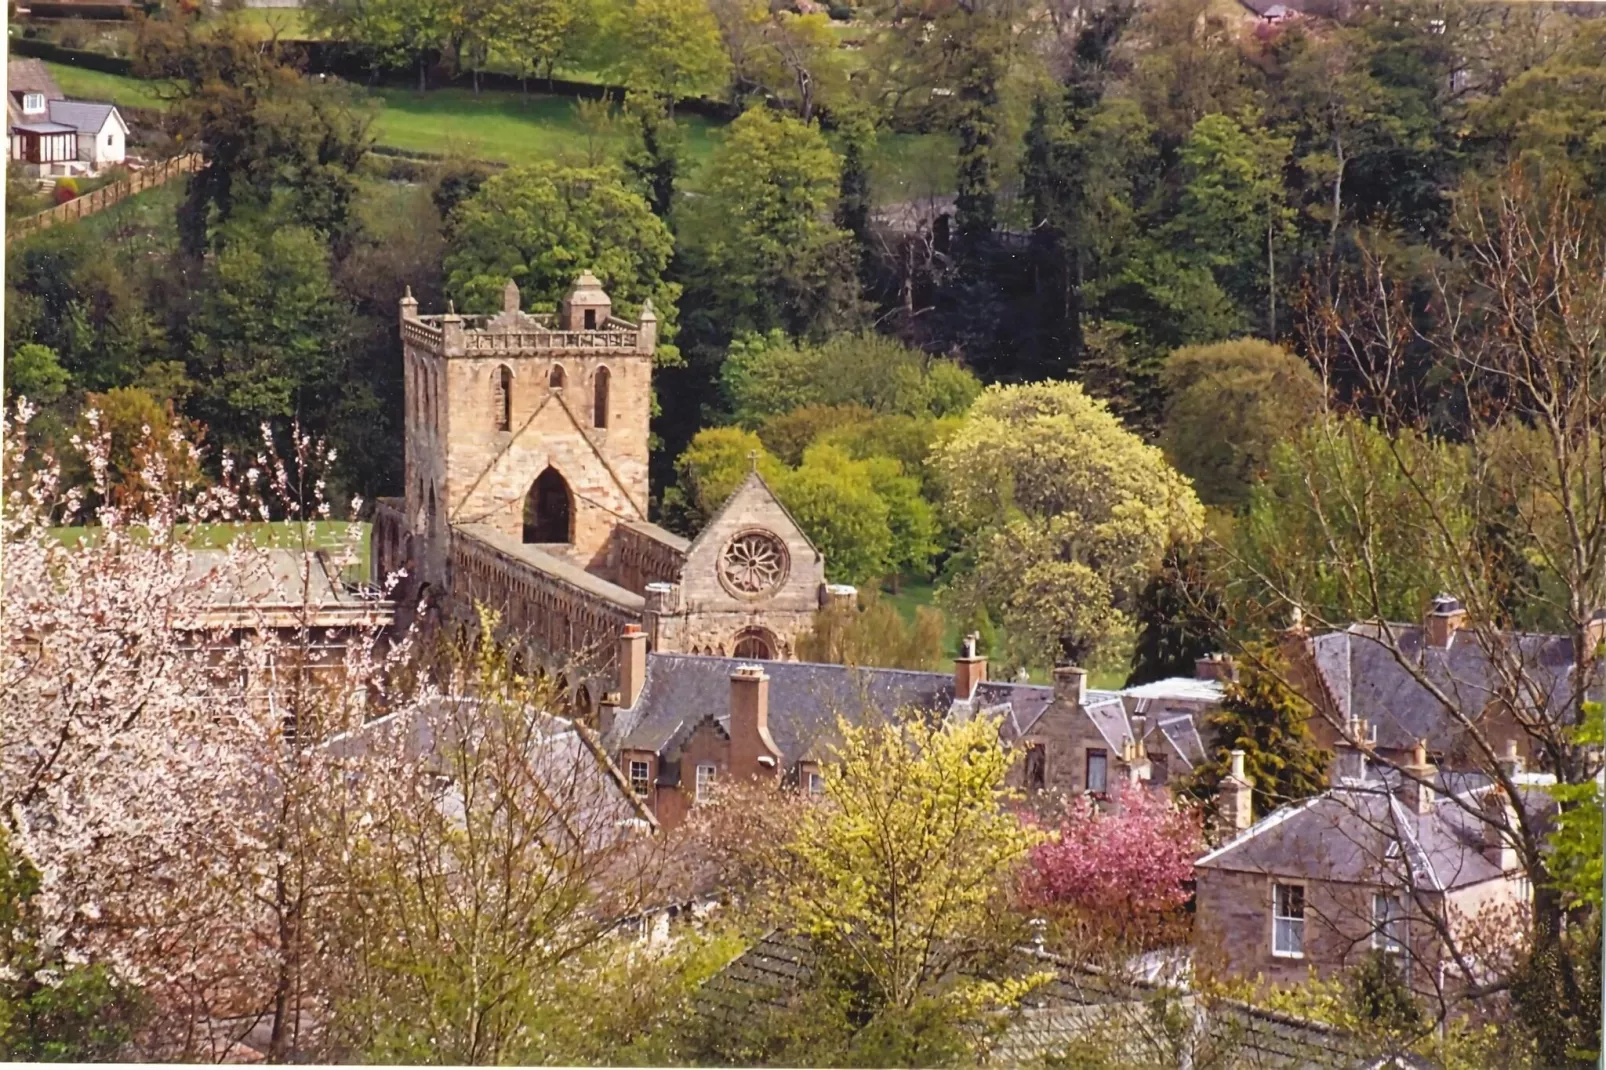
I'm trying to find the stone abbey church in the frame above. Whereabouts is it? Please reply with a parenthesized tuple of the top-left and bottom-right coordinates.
(373, 274, 847, 708)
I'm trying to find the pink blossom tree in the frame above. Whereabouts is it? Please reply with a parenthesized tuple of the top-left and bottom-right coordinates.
(1020, 784, 1204, 953)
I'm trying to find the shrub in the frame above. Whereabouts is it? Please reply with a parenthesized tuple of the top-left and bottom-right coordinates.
(53, 178, 80, 204)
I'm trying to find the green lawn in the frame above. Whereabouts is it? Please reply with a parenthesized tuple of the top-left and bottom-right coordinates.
(44, 62, 169, 110)
(365, 86, 726, 171)
(50, 521, 372, 576)
(221, 7, 318, 39)
(42, 62, 957, 200)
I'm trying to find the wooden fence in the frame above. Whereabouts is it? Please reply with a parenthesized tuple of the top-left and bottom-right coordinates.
(6, 153, 203, 245)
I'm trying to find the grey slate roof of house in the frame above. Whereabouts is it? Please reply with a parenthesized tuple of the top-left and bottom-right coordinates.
(12, 122, 77, 135)
(46, 99, 124, 134)
(1308, 622, 1579, 753)
(1154, 713, 1207, 767)
(1195, 776, 1513, 891)
(6, 59, 63, 126)
(610, 653, 960, 764)
(701, 931, 1383, 1067)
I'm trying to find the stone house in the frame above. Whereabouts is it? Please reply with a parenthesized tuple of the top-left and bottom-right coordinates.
(7, 59, 128, 177)
(1007, 658, 1226, 798)
(1284, 595, 1599, 776)
(1193, 739, 1538, 989)
(372, 274, 839, 707)
(591, 627, 1229, 829)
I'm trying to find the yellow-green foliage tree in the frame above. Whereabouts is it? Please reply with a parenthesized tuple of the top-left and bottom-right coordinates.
(936, 381, 1204, 668)
(712, 712, 1046, 1064)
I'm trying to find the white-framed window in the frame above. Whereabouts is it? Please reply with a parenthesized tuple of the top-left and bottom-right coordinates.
(1272, 883, 1305, 958)
(106, 133, 114, 146)
(629, 760, 650, 797)
(1085, 748, 1108, 795)
(22, 93, 44, 114)
(808, 772, 826, 795)
(1372, 893, 1406, 954)
(695, 762, 716, 801)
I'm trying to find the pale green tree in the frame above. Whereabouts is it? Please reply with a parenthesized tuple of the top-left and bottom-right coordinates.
(442, 163, 679, 358)
(305, 0, 455, 89)
(1160, 338, 1326, 509)
(680, 107, 857, 338)
(774, 444, 895, 586)
(487, 0, 578, 90)
(767, 712, 1047, 1055)
(602, 0, 731, 104)
(935, 381, 1204, 667)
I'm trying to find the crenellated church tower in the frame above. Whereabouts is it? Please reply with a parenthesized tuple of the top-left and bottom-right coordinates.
(397, 273, 657, 588)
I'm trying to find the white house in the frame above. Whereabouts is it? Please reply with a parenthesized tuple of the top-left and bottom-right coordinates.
(7, 59, 129, 177)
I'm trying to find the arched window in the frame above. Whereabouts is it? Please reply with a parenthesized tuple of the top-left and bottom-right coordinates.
(494, 365, 512, 432)
(733, 627, 776, 660)
(427, 483, 437, 531)
(549, 363, 566, 390)
(523, 467, 573, 543)
(593, 366, 610, 429)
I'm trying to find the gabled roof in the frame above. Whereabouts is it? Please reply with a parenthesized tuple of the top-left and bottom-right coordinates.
(1195, 777, 1512, 892)
(1153, 714, 1206, 767)
(6, 60, 63, 126)
(686, 469, 823, 563)
(609, 653, 956, 766)
(46, 99, 126, 136)
(1307, 622, 1580, 753)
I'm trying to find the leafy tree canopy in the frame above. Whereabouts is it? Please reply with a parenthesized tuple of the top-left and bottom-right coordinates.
(443, 162, 681, 361)
(1160, 338, 1326, 509)
(936, 381, 1204, 667)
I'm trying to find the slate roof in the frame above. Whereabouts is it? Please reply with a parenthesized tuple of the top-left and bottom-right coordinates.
(973, 678, 1055, 740)
(702, 932, 1384, 1067)
(47, 99, 125, 135)
(1307, 623, 1581, 753)
(1153, 713, 1207, 767)
(1084, 696, 1134, 751)
(1195, 778, 1511, 892)
(609, 653, 958, 766)
(323, 697, 654, 838)
(6, 59, 62, 126)
(12, 122, 77, 135)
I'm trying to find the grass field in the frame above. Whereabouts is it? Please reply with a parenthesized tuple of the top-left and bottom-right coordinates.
(51, 521, 373, 576)
(41, 62, 957, 200)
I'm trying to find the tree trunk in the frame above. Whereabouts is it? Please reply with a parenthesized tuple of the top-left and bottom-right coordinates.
(418, 55, 428, 92)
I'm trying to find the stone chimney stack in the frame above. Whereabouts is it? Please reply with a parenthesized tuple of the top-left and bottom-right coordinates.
(1400, 739, 1437, 815)
(1497, 738, 1525, 780)
(1585, 609, 1606, 656)
(955, 633, 987, 702)
(1053, 665, 1088, 707)
(1220, 749, 1254, 833)
(399, 284, 418, 321)
(1480, 786, 1520, 872)
(1333, 716, 1372, 785)
(1425, 594, 1467, 649)
(729, 664, 782, 779)
(618, 624, 648, 709)
(1194, 653, 1238, 683)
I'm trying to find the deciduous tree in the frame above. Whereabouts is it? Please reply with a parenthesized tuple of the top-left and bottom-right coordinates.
(935, 381, 1204, 667)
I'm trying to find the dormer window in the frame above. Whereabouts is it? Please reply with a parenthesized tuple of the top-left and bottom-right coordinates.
(22, 93, 45, 115)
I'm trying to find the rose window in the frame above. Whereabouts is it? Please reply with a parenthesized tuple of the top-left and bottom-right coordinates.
(718, 531, 788, 597)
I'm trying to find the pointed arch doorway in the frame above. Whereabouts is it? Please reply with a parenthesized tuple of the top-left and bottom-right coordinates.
(523, 467, 573, 543)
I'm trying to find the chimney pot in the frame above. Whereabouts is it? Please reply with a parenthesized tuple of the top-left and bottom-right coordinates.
(618, 625, 648, 709)
(1426, 594, 1468, 648)
(1194, 654, 1237, 683)
(955, 633, 987, 701)
(1480, 786, 1520, 872)
(729, 663, 781, 779)
(1401, 738, 1436, 815)
(1220, 749, 1254, 832)
(1053, 665, 1088, 706)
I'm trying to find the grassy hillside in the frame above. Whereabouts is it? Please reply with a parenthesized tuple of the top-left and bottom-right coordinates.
(41, 61, 956, 199)
(50, 521, 372, 575)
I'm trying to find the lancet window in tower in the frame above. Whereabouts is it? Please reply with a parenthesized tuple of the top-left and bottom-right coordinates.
(523, 467, 573, 544)
(593, 366, 610, 429)
(494, 365, 512, 432)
